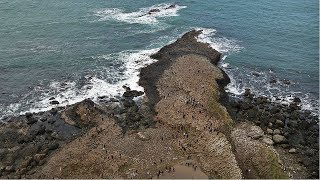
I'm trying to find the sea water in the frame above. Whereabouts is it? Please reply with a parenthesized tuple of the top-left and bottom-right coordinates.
(0, 0, 318, 119)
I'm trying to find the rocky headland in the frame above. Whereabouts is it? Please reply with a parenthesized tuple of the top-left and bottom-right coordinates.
(0, 30, 318, 179)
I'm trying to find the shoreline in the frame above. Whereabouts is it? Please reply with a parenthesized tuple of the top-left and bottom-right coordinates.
(0, 30, 318, 179)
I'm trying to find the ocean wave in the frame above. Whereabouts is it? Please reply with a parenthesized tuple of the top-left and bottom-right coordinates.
(196, 28, 243, 54)
(0, 48, 158, 120)
(94, 3, 186, 25)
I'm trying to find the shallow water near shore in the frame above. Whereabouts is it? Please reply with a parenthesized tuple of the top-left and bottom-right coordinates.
(0, 0, 318, 119)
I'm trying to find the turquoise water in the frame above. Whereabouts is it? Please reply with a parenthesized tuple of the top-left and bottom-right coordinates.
(0, 0, 318, 119)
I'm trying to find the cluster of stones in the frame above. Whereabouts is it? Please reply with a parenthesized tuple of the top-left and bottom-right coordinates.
(226, 89, 319, 178)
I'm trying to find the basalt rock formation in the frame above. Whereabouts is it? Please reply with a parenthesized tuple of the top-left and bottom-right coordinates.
(1, 30, 317, 179)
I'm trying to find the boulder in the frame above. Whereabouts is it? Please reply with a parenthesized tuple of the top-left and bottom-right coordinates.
(288, 148, 297, 154)
(50, 108, 58, 115)
(266, 128, 273, 134)
(25, 112, 33, 119)
(244, 88, 251, 97)
(148, 8, 161, 14)
(30, 125, 46, 136)
(122, 99, 135, 108)
(40, 117, 47, 122)
(262, 138, 274, 145)
(275, 120, 284, 127)
(248, 126, 264, 139)
(123, 90, 144, 98)
(272, 135, 286, 144)
(50, 100, 60, 105)
(122, 85, 131, 91)
(293, 97, 301, 103)
(289, 103, 300, 111)
(273, 129, 281, 135)
(98, 96, 107, 99)
(109, 98, 119, 102)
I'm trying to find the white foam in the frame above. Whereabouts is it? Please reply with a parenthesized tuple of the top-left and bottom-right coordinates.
(196, 28, 242, 54)
(225, 74, 244, 95)
(94, 3, 186, 25)
(0, 48, 159, 120)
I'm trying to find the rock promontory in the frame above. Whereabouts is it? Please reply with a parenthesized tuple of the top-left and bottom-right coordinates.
(0, 30, 317, 179)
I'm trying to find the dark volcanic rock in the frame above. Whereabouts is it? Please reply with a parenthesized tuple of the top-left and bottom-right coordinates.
(293, 97, 301, 103)
(109, 98, 119, 102)
(289, 102, 300, 111)
(121, 99, 135, 108)
(98, 96, 107, 99)
(30, 125, 46, 136)
(26, 117, 37, 125)
(49, 108, 58, 115)
(25, 112, 33, 119)
(122, 85, 131, 91)
(166, 4, 176, 9)
(123, 90, 144, 98)
(244, 89, 251, 97)
(50, 100, 60, 105)
(148, 8, 160, 14)
(48, 142, 59, 150)
(0, 99, 97, 178)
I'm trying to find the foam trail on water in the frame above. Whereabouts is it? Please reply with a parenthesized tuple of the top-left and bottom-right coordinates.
(94, 3, 187, 25)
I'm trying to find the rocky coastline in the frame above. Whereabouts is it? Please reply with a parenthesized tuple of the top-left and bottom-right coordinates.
(0, 30, 318, 179)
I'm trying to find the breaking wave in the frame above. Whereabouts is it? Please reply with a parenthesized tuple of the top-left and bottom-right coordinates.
(0, 49, 158, 120)
(94, 3, 187, 25)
